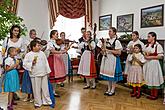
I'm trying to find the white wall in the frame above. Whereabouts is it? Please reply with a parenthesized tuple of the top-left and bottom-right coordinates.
(96, 0, 165, 39)
(17, 0, 50, 40)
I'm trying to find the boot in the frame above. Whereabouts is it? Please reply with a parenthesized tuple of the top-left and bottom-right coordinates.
(131, 87, 137, 97)
(136, 87, 141, 99)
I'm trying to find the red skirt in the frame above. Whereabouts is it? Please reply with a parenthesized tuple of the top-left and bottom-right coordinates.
(48, 54, 66, 83)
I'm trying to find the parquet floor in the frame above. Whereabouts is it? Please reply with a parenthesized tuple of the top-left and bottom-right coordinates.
(0, 76, 165, 110)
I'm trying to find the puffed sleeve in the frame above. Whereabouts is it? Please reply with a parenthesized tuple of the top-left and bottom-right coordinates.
(5, 58, 11, 66)
(97, 40, 102, 48)
(157, 44, 164, 57)
(138, 54, 146, 63)
(46, 41, 54, 51)
(23, 53, 33, 71)
(115, 40, 123, 50)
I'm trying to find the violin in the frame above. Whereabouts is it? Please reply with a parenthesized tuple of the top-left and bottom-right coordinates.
(56, 38, 78, 45)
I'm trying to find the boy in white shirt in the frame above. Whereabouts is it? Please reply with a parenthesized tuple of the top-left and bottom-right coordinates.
(23, 40, 52, 108)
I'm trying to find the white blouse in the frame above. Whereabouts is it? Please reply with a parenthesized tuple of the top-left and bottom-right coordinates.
(144, 42, 164, 57)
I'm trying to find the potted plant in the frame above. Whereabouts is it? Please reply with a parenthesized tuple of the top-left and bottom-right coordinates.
(0, 0, 27, 40)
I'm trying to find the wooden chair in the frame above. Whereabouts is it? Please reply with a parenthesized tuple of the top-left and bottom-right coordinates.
(70, 58, 80, 81)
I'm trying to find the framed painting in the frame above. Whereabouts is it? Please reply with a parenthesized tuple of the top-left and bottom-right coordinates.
(99, 14, 112, 31)
(117, 14, 134, 32)
(141, 4, 164, 28)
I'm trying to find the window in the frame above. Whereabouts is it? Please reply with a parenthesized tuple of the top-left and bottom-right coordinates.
(53, 15, 85, 58)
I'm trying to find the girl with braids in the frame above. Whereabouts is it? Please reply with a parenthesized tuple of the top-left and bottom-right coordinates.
(3, 47, 20, 110)
(97, 27, 123, 96)
(127, 44, 146, 98)
(143, 32, 164, 100)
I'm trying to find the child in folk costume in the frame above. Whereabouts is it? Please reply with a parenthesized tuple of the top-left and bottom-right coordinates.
(23, 40, 52, 108)
(98, 27, 123, 96)
(78, 31, 97, 89)
(46, 30, 66, 97)
(124, 31, 144, 75)
(127, 44, 146, 98)
(143, 32, 164, 100)
(3, 47, 20, 110)
(21, 29, 37, 102)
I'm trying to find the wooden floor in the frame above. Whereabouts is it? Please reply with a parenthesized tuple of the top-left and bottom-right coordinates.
(0, 76, 165, 110)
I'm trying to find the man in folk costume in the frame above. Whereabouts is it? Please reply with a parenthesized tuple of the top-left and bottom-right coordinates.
(78, 31, 97, 89)
(97, 27, 123, 96)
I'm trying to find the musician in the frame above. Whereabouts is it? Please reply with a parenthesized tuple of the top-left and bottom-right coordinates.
(46, 30, 66, 97)
(97, 27, 123, 96)
(23, 29, 37, 53)
(76, 28, 86, 55)
(60, 32, 73, 83)
(78, 31, 97, 89)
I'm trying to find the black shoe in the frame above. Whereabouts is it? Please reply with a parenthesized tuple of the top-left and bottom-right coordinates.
(107, 92, 115, 96)
(104, 91, 109, 95)
(54, 93, 60, 97)
(83, 86, 90, 89)
(60, 83, 64, 87)
(13, 93, 20, 100)
(91, 86, 96, 89)
(34, 106, 40, 109)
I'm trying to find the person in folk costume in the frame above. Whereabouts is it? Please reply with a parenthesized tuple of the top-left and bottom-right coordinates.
(60, 32, 73, 83)
(76, 27, 86, 55)
(3, 47, 20, 110)
(78, 31, 97, 89)
(143, 32, 164, 100)
(21, 29, 37, 102)
(2, 25, 25, 102)
(97, 27, 123, 96)
(23, 40, 52, 108)
(46, 30, 66, 97)
(124, 31, 144, 75)
(127, 44, 146, 98)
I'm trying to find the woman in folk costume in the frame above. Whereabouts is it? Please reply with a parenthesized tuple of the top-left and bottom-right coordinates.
(47, 30, 66, 97)
(60, 32, 73, 83)
(78, 31, 97, 89)
(21, 29, 37, 102)
(143, 32, 164, 100)
(97, 27, 123, 96)
(124, 31, 144, 75)
(127, 44, 146, 98)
